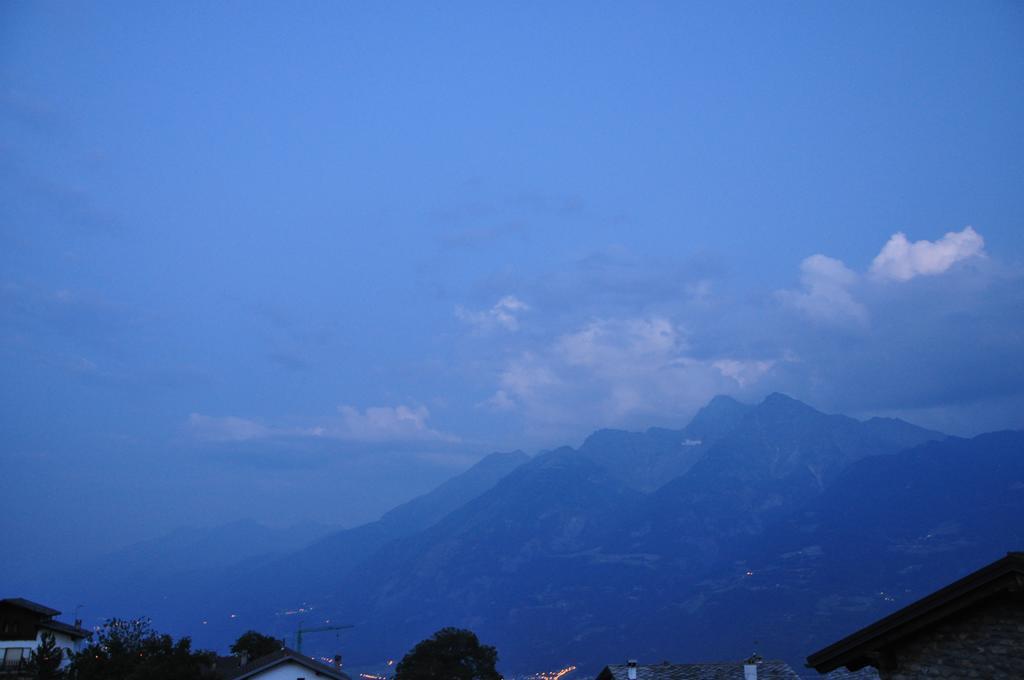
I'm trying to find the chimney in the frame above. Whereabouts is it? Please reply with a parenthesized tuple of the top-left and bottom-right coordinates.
(627, 659, 637, 680)
(334, 654, 343, 668)
(239, 652, 249, 667)
(745, 655, 761, 680)
(74, 619, 82, 630)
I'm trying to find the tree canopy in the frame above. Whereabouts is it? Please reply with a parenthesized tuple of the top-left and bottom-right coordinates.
(230, 630, 281, 661)
(394, 627, 500, 680)
(68, 618, 218, 680)
(25, 631, 64, 679)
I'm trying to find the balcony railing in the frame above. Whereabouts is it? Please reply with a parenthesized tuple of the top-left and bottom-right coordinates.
(0, 658, 27, 674)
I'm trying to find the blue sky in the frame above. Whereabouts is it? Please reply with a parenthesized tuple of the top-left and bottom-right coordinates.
(2, 2, 1023, 560)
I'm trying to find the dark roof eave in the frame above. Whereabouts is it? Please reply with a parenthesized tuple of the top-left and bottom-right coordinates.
(229, 647, 349, 680)
(39, 620, 91, 639)
(600, 660, 799, 679)
(806, 551, 1024, 673)
(0, 598, 61, 617)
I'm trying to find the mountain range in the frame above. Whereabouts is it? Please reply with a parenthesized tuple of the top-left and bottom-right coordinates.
(13, 394, 1023, 677)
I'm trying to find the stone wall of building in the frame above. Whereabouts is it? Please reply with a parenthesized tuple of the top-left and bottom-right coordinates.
(880, 595, 1023, 679)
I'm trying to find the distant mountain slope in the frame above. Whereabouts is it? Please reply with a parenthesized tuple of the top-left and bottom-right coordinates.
(624, 393, 945, 563)
(9, 519, 335, 623)
(30, 393, 994, 680)
(576, 395, 753, 492)
(328, 447, 643, 666)
(11, 450, 529, 640)
(289, 394, 948, 673)
(651, 430, 1024, 669)
(273, 449, 530, 597)
(160, 450, 532, 632)
(683, 394, 755, 441)
(102, 519, 333, 576)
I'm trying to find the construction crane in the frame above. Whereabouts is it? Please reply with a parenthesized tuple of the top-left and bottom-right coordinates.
(294, 622, 354, 654)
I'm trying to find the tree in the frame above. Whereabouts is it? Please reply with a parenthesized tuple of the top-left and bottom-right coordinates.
(67, 618, 219, 680)
(25, 631, 64, 679)
(230, 630, 281, 662)
(394, 627, 500, 680)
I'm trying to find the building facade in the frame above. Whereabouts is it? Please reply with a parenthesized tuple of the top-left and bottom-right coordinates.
(807, 552, 1024, 679)
(0, 598, 89, 675)
(222, 647, 350, 680)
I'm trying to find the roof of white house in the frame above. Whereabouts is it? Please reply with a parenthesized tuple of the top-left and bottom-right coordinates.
(0, 598, 61, 617)
(226, 647, 350, 680)
(597, 660, 801, 680)
(0, 597, 90, 640)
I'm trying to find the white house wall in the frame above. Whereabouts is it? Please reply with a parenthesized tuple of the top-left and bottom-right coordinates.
(0, 630, 83, 669)
(39, 629, 83, 666)
(0, 638, 36, 665)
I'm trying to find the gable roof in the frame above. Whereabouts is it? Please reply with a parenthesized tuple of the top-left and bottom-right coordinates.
(806, 551, 1024, 673)
(39, 619, 91, 640)
(820, 669, 880, 679)
(226, 647, 350, 680)
(597, 660, 800, 680)
(0, 598, 61, 617)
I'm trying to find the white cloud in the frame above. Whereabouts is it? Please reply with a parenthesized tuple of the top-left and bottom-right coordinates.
(869, 226, 985, 282)
(493, 353, 561, 402)
(778, 254, 868, 326)
(483, 315, 773, 431)
(466, 231, 1014, 440)
(456, 295, 529, 332)
(557, 317, 679, 368)
(779, 227, 989, 325)
(327, 404, 458, 443)
(187, 413, 271, 442)
(686, 279, 713, 304)
(712, 359, 776, 387)
(187, 404, 457, 444)
(480, 389, 517, 412)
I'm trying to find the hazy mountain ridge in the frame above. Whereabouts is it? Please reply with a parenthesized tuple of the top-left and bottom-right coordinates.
(639, 430, 1024, 669)
(17, 394, 1020, 679)
(6, 519, 336, 624)
(271, 449, 531, 600)
(326, 449, 643, 657)
(300, 393, 951, 671)
(103, 519, 335, 575)
(575, 394, 754, 493)
(7, 450, 532, 634)
(621, 393, 945, 561)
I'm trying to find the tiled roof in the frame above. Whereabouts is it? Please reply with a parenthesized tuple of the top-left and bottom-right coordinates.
(820, 668, 880, 679)
(600, 660, 800, 680)
(225, 647, 350, 680)
(39, 619, 91, 639)
(806, 551, 1024, 673)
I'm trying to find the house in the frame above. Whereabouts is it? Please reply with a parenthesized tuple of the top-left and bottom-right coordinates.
(806, 551, 1024, 678)
(221, 647, 351, 680)
(595, 656, 801, 679)
(0, 598, 90, 674)
(818, 670, 879, 679)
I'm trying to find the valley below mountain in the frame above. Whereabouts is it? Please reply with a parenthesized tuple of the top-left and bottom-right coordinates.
(19, 394, 1023, 677)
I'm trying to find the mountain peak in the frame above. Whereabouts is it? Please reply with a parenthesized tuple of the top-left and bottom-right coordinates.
(693, 394, 747, 417)
(474, 449, 530, 470)
(759, 392, 819, 414)
(581, 428, 634, 450)
(685, 394, 753, 441)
